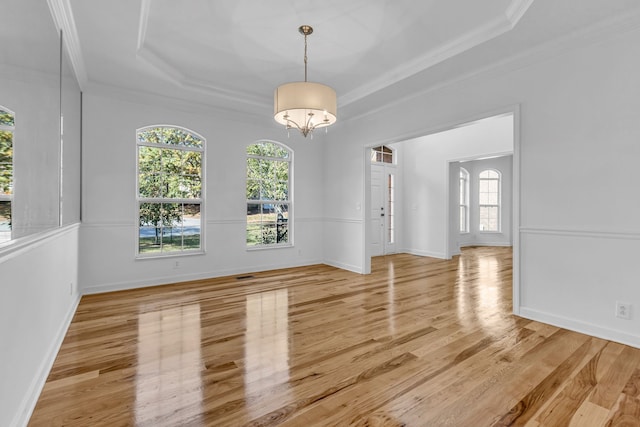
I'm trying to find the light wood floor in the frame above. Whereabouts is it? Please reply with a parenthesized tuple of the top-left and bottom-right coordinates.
(29, 247, 640, 426)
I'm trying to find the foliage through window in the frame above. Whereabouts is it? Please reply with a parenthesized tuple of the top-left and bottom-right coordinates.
(137, 126, 204, 255)
(0, 107, 14, 244)
(246, 141, 291, 247)
(371, 145, 393, 164)
(479, 169, 500, 232)
(459, 168, 469, 233)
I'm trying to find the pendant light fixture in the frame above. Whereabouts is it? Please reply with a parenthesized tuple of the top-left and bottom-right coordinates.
(274, 25, 337, 138)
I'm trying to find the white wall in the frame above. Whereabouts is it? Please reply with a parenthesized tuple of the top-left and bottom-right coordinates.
(79, 91, 326, 293)
(326, 25, 640, 346)
(0, 225, 80, 427)
(397, 115, 513, 259)
(457, 155, 513, 250)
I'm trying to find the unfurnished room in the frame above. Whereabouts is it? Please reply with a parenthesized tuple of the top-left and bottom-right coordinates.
(2, 1, 640, 426)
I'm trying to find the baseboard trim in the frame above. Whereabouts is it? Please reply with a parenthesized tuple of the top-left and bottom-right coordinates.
(519, 306, 640, 349)
(12, 294, 81, 427)
(83, 259, 325, 295)
(401, 249, 447, 259)
(323, 259, 364, 274)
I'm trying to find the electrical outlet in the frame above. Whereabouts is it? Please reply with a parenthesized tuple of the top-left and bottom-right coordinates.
(69, 283, 73, 295)
(173, 261, 180, 269)
(616, 302, 632, 320)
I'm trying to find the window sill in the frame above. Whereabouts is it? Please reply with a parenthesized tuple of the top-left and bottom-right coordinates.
(136, 250, 205, 260)
(246, 243, 293, 251)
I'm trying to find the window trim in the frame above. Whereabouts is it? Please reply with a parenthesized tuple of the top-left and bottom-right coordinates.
(246, 140, 293, 250)
(135, 125, 206, 258)
(478, 168, 501, 233)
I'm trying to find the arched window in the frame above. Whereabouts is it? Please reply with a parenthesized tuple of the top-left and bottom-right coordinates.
(246, 141, 292, 247)
(479, 169, 501, 232)
(0, 106, 14, 244)
(371, 145, 393, 164)
(136, 126, 205, 256)
(459, 167, 469, 233)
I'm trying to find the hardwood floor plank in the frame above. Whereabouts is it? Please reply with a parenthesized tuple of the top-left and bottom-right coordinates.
(27, 247, 640, 426)
(589, 346, 640, 409)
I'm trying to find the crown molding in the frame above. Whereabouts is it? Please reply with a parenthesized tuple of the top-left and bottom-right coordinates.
(339, 0, 535, 106)
(47, 0, 88, 89)
(135, 46, 270, 109)
(505, 0, 536, 25)
(136, 0, 271, 110)
(134, 0, 534, 110)
(83, 80, 269, 125)
(342, 6, 640, 124)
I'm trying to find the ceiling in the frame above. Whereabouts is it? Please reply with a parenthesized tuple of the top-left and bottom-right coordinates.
(24, 0, 640, 120)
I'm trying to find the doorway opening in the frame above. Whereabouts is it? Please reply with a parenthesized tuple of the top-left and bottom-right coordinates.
(364, 107, 520, 313)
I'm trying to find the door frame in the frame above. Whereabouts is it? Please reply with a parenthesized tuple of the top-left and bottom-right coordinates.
(362, 104, 521, 315)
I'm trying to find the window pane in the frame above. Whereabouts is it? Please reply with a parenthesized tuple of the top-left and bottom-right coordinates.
(139, 202, 162, 227)
(0, 130, 13, 195)
(0, 200, 10, 243)
(181, 203, 201, 250)
(180, 174, 201, 199)
(275, 182, 288, 201)
(139, 226, 159, 253)
(0, 110, 14, 127)
(479, 206, 499, 231)
(261, 223, 277, 245)
(488, 193, 498, 205)
(246, 223, 261, 246)
(138, 173, 164, 198)
(479, 192, 489, 205)
(246, 179, 260, 200)
(182, 151, 202, 178)
(488, 180, 498, 193)
(138, 146, 162, 172)
(460, 206, 466, 232)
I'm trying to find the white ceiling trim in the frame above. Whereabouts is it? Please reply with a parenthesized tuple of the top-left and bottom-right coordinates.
(47, 0, 88, 89)
(344, 5, 640, 125)
(505, 0, 536, 25)
(339, 0, 535, 106)
(136, 46, 269, 108)
(133, 0, 535, 110)
(135, 1, 269, 109)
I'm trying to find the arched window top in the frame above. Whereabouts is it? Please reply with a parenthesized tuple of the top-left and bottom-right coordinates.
(371, 145, 394, 164)
(137, 125, 204, 148)
(0, 106, 15, 128)
(479, 169, 500, 179)
(460, 167, 469, 178)
(247, 140, 291, 159)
